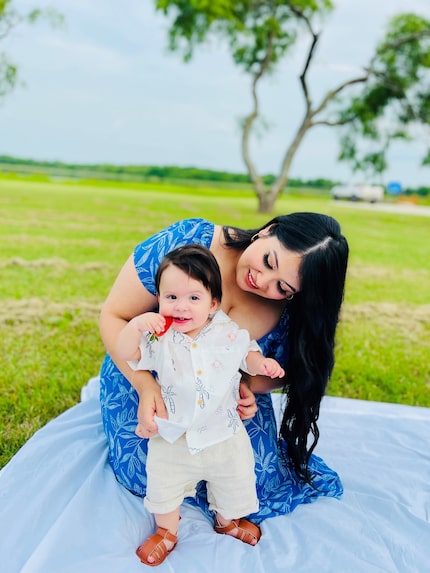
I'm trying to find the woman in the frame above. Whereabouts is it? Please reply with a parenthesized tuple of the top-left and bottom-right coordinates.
(99, 213, 349, 524)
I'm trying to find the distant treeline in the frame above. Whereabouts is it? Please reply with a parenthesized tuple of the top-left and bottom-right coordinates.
(0, 155, 337, 189)
(0, 155, 427, 195)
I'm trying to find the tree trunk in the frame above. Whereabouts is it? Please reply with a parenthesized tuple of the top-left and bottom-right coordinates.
(257, 190, 278, 214)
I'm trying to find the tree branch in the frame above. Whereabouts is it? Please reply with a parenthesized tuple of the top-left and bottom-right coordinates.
(288, 3, 319, 110)
(311, 74, 370, 117)
(379, 29, 430, 52)
(311, 117, 354, 127)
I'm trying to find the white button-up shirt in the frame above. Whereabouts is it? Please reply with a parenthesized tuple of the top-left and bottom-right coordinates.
(128, 310, 260, 454)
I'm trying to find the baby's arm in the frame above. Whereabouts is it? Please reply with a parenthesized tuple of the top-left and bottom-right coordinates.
(245, 351, 285, 379)
(116, 312, 166, 362)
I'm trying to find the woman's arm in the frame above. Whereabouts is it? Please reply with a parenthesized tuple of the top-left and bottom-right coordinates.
(99, 254, 167, 434)
(116, 317, 144, 362)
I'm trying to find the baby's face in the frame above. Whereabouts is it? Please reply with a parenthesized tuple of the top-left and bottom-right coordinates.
(158, 265, 218, 338)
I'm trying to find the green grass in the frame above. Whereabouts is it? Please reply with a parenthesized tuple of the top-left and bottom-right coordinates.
(1, 175, 429, 468)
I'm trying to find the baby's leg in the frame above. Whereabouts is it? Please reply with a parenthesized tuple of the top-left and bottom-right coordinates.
(205, 429, 261, 545)
(155, 507, 181, 541)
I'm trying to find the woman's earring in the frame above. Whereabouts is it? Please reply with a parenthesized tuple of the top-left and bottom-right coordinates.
(286, 294, 294, 301)
(251, 233, 259, 242)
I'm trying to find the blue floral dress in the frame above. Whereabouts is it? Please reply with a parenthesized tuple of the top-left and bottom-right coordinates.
(99, 218, 343, 524)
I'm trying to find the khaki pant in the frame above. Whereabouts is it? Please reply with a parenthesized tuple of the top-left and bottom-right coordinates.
(144, 426, 259, 519)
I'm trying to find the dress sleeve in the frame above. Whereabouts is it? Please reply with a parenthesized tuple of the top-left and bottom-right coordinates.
(133, 218, 214, 295)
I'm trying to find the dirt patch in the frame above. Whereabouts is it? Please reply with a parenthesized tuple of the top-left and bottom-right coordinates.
(347, 264, 429, 280)
(1, 257, 112, 271)
(1, 298, 101, 326)
(341, 302, 430, 337)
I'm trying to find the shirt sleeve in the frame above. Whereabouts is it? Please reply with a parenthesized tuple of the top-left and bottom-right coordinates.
(127, 334, 157, 371)
(240, 339, 262, 374)
(133, 218, 214, 295)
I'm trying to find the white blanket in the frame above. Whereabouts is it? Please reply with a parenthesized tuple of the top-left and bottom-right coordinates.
(0, 378, 429, 573)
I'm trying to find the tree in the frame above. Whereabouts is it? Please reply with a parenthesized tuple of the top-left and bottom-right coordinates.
(0, 0, 62, 102)
(154, 1, 430, 213)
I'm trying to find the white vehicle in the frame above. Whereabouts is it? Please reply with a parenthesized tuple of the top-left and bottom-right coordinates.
(331, 184, 384, 203)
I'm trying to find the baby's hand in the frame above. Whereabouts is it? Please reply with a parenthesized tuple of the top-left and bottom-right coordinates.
(261, 358, 285, 379)
(156, 316, 173, 336)
(135, 313, 172, 335)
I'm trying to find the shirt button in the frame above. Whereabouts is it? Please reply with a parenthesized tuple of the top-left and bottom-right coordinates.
(192, 342, 198, 349)
(196, 369, 203, 376)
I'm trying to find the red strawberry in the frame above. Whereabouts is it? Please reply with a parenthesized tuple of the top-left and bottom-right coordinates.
(157, 316, 173, 336)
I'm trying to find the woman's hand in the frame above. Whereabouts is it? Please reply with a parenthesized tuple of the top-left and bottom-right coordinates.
(237, 381, 258, 420)
(134, 376, 168, 438)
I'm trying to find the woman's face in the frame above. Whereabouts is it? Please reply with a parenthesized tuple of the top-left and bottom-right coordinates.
(236, 233, 301, 301)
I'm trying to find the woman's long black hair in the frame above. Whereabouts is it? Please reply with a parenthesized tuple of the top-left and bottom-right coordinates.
(223, 212, 349, 483)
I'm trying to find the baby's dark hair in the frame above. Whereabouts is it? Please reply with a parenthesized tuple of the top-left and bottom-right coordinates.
(155, 244, 222, 302)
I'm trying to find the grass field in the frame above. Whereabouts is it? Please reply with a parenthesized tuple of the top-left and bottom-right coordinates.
(1, 175, 429, 468)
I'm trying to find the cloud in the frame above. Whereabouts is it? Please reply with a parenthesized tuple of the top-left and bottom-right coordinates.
(37, 35, 131, 77)
(2, 0, 430, 186)
(316, 61, 364, 74)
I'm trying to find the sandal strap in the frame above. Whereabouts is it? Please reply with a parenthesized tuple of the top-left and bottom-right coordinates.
(214, 518, 261, 545)
(136, 526, 178, 566)
(155, 526, 178, 544)
(235, 519, 261, 544)
(214, 519, 240, 535)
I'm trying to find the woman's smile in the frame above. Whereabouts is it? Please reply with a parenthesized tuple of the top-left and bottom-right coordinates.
(246, 270, 258, 290)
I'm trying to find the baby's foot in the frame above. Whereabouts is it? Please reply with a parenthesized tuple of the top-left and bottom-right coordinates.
(214, 517, 261, 546)
(136, 526, 178, 565)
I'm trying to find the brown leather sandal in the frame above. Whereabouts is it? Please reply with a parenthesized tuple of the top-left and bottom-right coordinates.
(214, 518, 261, 545)
(136, 526, 178, 566)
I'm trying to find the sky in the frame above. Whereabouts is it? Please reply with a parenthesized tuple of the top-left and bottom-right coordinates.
(1, 0, 430, 187)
